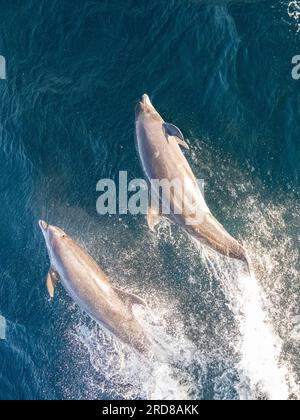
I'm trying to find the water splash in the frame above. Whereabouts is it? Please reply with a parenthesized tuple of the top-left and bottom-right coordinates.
(188, 137, 300, 400)
(192, 244, 290, 399)
(288, 1, 300, 31)
(67, 302, 201, 400)
(228, 272, 286, 399)
(237, 272, 289, 400)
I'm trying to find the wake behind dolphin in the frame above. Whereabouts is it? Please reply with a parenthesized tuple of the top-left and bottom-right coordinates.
(39, 220, 152, 356)
(0, 315, 6, 340)
(135, 94, 251, 272)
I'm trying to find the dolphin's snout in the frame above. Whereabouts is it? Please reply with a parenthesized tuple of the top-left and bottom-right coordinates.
(136, 94, 155, 118)
(39, 220, 49, 231)
(141, 93, 151, 106)
(141, 93, 149, 102)
(136, 93, 157, 117)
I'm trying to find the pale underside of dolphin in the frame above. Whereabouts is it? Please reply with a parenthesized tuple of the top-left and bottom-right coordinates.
(39, 221, 151, 355)
(135, 94, 251, 271)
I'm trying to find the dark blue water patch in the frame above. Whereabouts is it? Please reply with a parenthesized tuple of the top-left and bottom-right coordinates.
(0, 0, 299, 400)
(1, 0, 299, 188)
(0, 318, 55, 400)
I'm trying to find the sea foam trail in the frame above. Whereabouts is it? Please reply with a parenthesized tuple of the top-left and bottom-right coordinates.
(0, 315, 6, 340)
(236, 272, 289, 400)
(208, 253, 290, 400)
(189, 137, 300, 400)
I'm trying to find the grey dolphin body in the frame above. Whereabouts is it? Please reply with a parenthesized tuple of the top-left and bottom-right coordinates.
(39, 221, 151, 355)
(135, 94, 250, 270)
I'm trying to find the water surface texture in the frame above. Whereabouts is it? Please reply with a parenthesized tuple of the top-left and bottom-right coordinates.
(0, 0, 299, 400)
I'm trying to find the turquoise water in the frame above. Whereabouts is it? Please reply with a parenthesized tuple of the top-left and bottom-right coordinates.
(0, 0, 299, 400)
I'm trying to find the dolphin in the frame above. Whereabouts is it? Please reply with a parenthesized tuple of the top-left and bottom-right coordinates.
(39, 220, 151, 355)
(135, 94, 251, 272)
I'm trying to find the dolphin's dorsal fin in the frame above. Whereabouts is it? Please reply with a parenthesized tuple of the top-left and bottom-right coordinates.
(163, 123, 189, 149)
(113, 287, 147, 309)
(47, 269, 60, 299)
(147, 204, 161, 232)
(0, 315, 6, 340)
(163, 123, 184, 141)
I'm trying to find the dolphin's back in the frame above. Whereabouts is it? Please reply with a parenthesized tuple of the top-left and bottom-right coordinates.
(136, 113, 195, 183)
(136, 112, 209, 219)
(53, 237, 113, 305)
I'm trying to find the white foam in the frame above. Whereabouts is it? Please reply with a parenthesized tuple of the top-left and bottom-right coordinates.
(236, 272, 289, 400)
(70, 303, 199, 400)
(0, 315, 6, 340)
(214, 255, 292, 399)
(287, 1, 300, 32)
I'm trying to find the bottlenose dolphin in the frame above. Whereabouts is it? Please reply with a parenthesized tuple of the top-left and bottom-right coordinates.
(39, 221, 151, 355)
(135, 94, 251, 271)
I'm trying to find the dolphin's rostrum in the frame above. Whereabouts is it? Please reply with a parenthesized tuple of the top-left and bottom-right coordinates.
(39, 220, 151, 355)
(135, 94, 251, 272)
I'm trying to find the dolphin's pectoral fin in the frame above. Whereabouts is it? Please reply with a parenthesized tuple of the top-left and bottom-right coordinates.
(113, 287, 147, 309)
(47, 269, 59, 299)
(147, 205, 161, 232)
(163, 123, 189, 149)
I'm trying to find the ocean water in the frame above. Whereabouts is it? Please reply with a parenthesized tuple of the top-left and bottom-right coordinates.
(0, 0, 299, 400)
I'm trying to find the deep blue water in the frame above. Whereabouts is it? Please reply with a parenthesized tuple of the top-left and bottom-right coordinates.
(0, 0, 299, 400)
